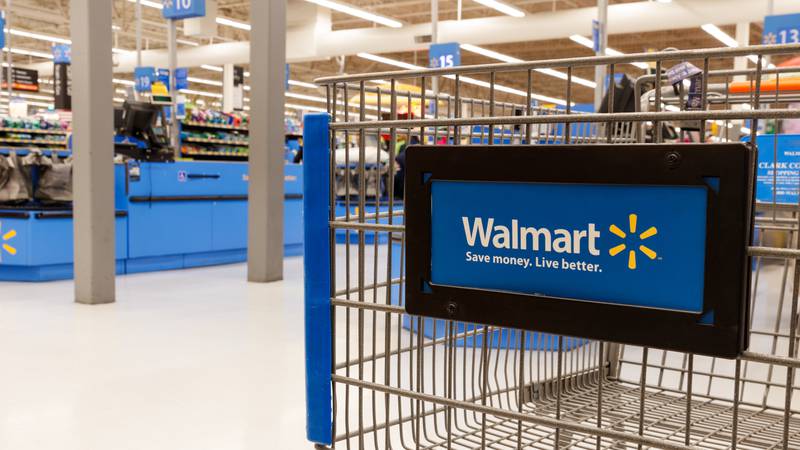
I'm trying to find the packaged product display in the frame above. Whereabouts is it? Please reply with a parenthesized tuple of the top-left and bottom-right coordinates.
(0, 116, 69, 151)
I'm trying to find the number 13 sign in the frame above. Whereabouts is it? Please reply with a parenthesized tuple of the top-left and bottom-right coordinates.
(763, 13, 800, 45)
(162, 0, 206, 20)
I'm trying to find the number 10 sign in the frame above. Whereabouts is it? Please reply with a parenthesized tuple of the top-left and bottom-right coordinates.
(763, 13, 800, 45)
(162, 0, 206, 20)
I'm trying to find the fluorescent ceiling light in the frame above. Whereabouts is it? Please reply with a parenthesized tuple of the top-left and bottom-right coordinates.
(3, 47, 52, 59)
(127, 0, 163, 8)
(357, 52, 567, 106)
(201, 64, 224, 72)
(113, 78, 135, 86)
(177, 39, 200, 47)
(357, 52, 419, 70)
(113, 97, 126, 103)
(188, 76, 223, 87)
(180, 88, 223, 99)
(125, 0, 250, 31)
(701, 24, 739, 47)
(6, 28, 71, 45)
(0, 91, 54, 101)
(700, 24, 773, 67)
(473, 0, 525, 18)
(112, 48, 134, 55)
(289, 79, 319, 89)
(460, 43, 597, 88)
(215, 17, 251, 31)
(569, 35, 650, 70)
(286, 91, 380, 111)
(286, 102, 327, 113)
(306, 0, 403, 28)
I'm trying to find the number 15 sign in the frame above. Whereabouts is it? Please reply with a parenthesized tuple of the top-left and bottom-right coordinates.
(429, 42, 461, 69)
(162, 0, 206, 20)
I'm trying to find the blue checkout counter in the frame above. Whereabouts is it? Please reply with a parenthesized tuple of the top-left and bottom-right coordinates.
(0, 161, 303, 281)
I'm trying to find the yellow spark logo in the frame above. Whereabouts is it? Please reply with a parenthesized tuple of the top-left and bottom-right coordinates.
(608, 214, 657, 270)
(0, 221, 17, 260)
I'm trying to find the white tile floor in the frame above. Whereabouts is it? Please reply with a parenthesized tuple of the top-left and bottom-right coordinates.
(0, 259, 310, 450)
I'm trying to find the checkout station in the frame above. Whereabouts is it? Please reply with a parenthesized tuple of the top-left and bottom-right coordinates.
(0, 101, 303, 281)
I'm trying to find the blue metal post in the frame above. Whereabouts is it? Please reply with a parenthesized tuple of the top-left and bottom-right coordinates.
(303, 113, 333, 445)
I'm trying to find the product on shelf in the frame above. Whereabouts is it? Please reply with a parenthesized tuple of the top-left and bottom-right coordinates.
(0, 116, 69, 133)
(183, 108, 249, 129)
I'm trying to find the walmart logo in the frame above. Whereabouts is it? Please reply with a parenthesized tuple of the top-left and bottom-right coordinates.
(0, 221, 17, 262)
(608, 214, 657, 270)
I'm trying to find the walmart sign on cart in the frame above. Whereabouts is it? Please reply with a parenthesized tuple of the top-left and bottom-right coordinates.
(405, 144, 754, 358)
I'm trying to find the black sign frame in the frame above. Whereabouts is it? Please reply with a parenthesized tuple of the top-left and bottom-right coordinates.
(404, 143, 755, 358)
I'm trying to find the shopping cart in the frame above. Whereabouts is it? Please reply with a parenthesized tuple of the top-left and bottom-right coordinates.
(303, 43, 800, 450)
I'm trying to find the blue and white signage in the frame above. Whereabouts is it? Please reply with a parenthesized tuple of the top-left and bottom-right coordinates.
(763, 13, 800, 44)
(429, 42, 461, 69)
(134, 66, 155, 93)
(755, 134, 800, 204)
(52, 44, 71, 64)
(430, 181, 708, 313)
(162, 0, 206, 20)
(174, 67, 189, 90)
(157, 68, 170, 90)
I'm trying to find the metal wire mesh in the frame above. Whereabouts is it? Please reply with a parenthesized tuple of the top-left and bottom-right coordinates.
(316, 44, 800, 450)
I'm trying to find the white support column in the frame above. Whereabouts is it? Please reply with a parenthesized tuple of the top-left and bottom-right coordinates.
(71, 0, 115, 304)
(5, 0, 12, 103)
(594, 0, 608, 110)
(247, 0, 286, 283)
(136, 0, 142, 67)
(223, 63, 234, 113)
(167, 19, 179, 155)
(431, 0, 439, 107)
(734, 22, 751, 73)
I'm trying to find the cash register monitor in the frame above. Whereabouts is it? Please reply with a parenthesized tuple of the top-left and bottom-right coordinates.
(115, 101, 172, 161)
(122, 101, 161, 140)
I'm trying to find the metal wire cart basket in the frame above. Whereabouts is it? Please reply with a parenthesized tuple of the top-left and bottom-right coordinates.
(303, 44, 800, 450)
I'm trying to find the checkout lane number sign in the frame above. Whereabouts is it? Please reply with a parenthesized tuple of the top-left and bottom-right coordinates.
(763, 13, 800, 44)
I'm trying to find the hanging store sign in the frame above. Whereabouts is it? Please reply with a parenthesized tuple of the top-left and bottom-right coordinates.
(162, 0, 206, 20)
(53, 63, 71, 110)
(233, 65, 244, 111)
(134, 66, 155, 93)
(754, 134, 800, 204)
(763, 13, 800, 45)
(157, 69, 171, 90)
(175, 67, 189, 91)
(404, 144, 754, 358)
(1, 68, 39, 92)
(52, 44, 71, 64)
(429, 42, 461, 69)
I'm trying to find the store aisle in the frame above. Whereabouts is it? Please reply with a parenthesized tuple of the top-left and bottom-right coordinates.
(0, 260, 308, 450)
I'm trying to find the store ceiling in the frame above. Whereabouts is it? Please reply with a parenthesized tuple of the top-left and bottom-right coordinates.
(0, 0, 784, 110)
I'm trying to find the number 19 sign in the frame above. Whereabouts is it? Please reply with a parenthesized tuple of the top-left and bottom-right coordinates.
(162, 0, 206, 20)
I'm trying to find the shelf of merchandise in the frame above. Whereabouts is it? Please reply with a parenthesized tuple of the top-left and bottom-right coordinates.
(0, 138, 67, 146)
(183, 136, 249, 146)
(0, 147, 70, 157)
(0, 127, 68, 135)
(181, 120, 249, 131)
(180, 148, 248, 161)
